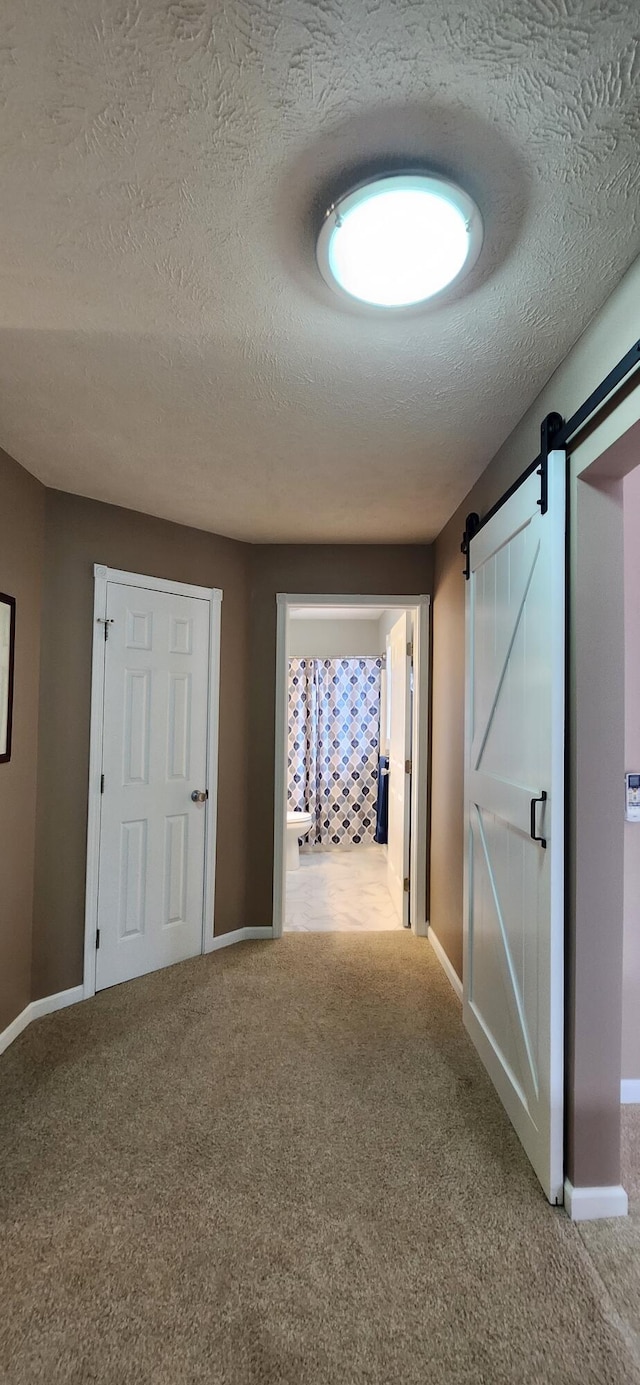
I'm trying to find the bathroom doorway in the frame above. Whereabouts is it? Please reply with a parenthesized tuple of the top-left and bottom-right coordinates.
(272, 595, 430, 938)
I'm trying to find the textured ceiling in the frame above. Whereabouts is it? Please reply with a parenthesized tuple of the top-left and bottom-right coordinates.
(0, 1, 639, 543)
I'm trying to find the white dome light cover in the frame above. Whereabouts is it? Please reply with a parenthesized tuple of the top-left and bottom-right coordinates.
(316, 173, 483, 309)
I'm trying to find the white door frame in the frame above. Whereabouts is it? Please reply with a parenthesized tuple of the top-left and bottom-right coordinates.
(83, 565, 223, 999)
(273, 593, 430, 939)
(386, 611, 412, 927)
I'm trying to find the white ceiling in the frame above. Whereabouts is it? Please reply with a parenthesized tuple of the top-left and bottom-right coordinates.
(1, 1, 639, 543)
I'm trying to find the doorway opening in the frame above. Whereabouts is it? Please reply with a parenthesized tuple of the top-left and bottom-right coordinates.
(273, 595, 430, 938)
(84, 566, 222, 996)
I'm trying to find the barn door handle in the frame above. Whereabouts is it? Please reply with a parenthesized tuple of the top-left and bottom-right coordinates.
(530, 791, 547, 849)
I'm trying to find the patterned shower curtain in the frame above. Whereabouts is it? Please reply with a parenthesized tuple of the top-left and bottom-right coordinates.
(288, 658, 381, 847)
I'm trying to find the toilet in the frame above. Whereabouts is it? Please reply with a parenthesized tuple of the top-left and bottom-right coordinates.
(286, 810, 313, 871)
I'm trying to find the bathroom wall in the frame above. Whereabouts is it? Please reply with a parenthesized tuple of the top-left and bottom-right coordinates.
(377, 608, 413, 653)
(377, 609, 415, 754)
(288, 617, 380, 659)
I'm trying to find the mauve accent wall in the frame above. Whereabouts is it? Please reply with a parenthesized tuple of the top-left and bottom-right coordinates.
(0, 449, 44, 1031)
(31, 491, 251, 1000)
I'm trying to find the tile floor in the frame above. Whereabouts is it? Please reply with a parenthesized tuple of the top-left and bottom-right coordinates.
(284, 845, 404, 932)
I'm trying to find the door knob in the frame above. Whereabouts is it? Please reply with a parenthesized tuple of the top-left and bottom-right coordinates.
(191, 789, 208, 803)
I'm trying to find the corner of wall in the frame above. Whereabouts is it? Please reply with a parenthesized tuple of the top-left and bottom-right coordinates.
(0, 448, 45, 1033)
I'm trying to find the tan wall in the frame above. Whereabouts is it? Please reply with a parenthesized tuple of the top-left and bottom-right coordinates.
(246, 546, 433, 927)
(29, 508, 432, 999)
(430, 252, 640, 1188)
(429, 519, 466, 977)
(31, 491, 251, 999)
(288, 617, 381, 659)
(0, 449, 45, 1031)
(623, 465, 640, 1081)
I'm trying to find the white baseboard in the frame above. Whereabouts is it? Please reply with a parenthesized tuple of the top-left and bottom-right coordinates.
(564, 1179, 628, 1221)
(427, 927, 463, 1002)
(621, 1079, 640, 1104)
(30, 985, 84, 1020)
(0, 1003, 32, 1057)
(207, 926, 273, 953)
(1, 931, 274, 1055)
(0, 984, 84, 1058)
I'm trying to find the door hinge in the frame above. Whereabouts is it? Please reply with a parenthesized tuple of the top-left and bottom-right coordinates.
(96, 929, 100, 949)
(405, 759, 412, 774)
(406, 641, 413, 658)
(403, 877, 410, 893)
(100, 774, 105, 794)
(97, 618, 115, 641)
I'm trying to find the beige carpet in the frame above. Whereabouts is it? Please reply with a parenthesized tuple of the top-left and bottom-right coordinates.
(1, 933, 638, 1385)
(578, 1106, 640, 1362)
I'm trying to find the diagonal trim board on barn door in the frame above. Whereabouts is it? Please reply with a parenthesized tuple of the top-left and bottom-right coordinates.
(463, 450, 566, 1205)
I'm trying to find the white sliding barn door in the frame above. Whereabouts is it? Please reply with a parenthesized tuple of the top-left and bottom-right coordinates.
(96, 582, 211, 991)
(387, 612, 411, 927)
(463, 452, 565, 1204)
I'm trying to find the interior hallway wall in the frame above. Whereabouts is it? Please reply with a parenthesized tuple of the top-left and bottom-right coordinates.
(430, 251, 640, 1190)
(32, 491, 251, 1000)
(247, 546, 433, 927)
(0, 449, 45, 1032)
(429, 520, 465, 977)
(29, 511, 433, 1000)
(623, 465, 640, 1082)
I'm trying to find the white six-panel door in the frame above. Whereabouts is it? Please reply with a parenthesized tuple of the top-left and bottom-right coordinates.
(463, 451, 565, 1204)
(95, 581, 212, 991)
(387, 612, 412, 927)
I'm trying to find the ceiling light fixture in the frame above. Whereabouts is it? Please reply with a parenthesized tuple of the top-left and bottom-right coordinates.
(316, 173, 483, 309)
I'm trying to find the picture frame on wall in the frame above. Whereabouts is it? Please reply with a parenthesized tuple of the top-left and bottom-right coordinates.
(0, 592, 16, 764)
